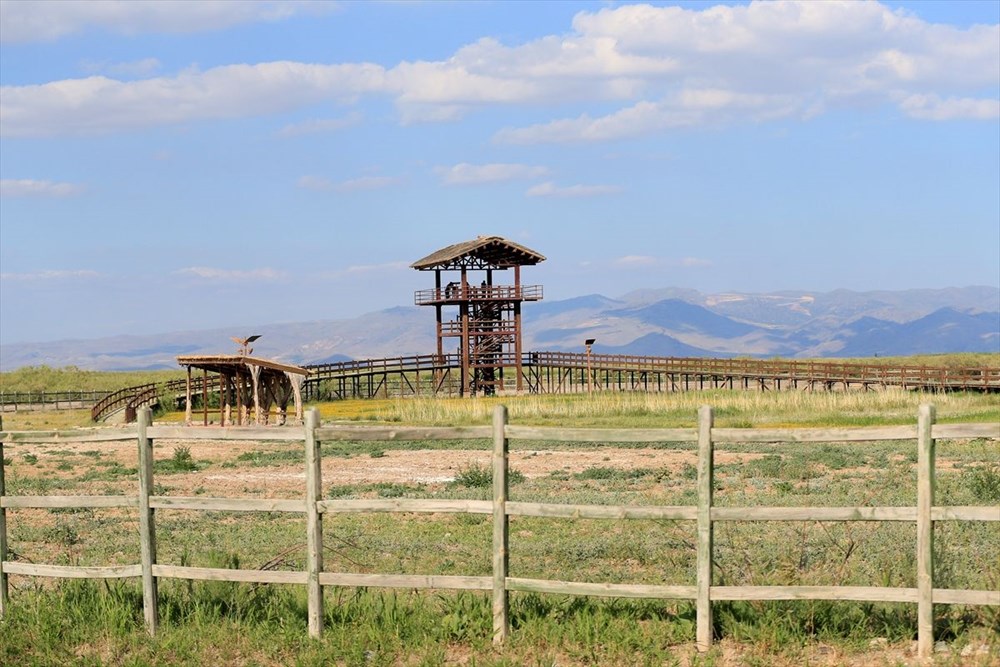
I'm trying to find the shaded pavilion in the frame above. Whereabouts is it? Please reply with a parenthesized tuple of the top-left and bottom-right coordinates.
(176, 355, 309, 426)
(412, 235, 545, 396)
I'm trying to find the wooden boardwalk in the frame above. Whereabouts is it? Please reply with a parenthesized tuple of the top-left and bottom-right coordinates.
(85, 352, 1000, 422)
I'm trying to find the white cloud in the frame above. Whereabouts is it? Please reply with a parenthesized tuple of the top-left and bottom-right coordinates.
(2, 2, 996, 138)
(0, 0, 337, 43)
(174, 267, 286, 281)
(436, 162, 549, 185)
(297, 174, 401, 193)
(526, 181, 622, 198)
(0, 269, 101, 281)
(0, 179, 85, 198)
(277, 112, 363, 137)
(677, 257, 712, 268)
(898, 94, 1000, 121)
(1, 62, 387, 137)
(613, 255, 659, 268)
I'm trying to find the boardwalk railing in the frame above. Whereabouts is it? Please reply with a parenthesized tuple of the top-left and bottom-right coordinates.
(2, 407, 997, 657)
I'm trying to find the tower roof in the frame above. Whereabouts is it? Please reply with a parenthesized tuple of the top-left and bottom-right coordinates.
(411, 235, 545, 270)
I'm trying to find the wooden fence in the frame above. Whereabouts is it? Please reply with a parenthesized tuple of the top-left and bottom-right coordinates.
(1, 406, 998, 658)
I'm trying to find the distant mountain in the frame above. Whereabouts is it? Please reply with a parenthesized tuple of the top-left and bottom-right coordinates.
(1, 286, 997, 371)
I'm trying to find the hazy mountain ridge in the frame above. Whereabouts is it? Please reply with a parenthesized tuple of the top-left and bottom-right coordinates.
(1, 287, 997, 371)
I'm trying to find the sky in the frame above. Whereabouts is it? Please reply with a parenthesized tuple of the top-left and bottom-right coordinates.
(1, 0, 998, 346)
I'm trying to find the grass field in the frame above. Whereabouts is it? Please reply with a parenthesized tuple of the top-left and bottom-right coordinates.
(1, 390, 998, 666)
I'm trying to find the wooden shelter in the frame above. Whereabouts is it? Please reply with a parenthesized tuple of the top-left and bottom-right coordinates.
(412, 235, 545, 396)
(176, 355, 309, 426)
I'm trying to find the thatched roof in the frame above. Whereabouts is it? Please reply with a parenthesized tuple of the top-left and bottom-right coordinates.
(176, 355, 310, 376)
(411, 236, 546, 270)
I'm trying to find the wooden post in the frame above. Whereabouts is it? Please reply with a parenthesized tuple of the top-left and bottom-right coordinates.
(137, 407, 159, 635)
(184, 366, 192, 425)
(492, 405, 509, 644)
(917, 404, 936, 659)
(304, 408, 324, 637)
(0, 440, 8, 617)
(696, 405, 714, 652)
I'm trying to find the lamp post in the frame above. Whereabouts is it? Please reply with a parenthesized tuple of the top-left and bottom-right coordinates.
(584, 338, 596, 396)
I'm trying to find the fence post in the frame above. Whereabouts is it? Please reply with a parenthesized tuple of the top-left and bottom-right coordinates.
(917, 404, 936, 659)
(0, 440, 8, 617)
(137, 406, 159, 635)
(696, 405, 714, 652)
(492, 404, 509, 644)
(304, 408, 324, 638)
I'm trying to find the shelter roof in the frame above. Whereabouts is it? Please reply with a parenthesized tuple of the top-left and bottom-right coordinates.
(176, 355, 310, 376)
(411, 235, 546, 270)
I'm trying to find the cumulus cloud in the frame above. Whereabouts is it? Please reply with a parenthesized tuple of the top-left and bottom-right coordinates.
(0, 0, 336, 43)
(0, 269, 101, 281)
(2, 1, 996, 138)
(0, 179, 85, 198)
(526, 181, 623, 198)
(436, 162, 549, 185)
(2, 62, 387, 137)
(174, 267, 286, 281)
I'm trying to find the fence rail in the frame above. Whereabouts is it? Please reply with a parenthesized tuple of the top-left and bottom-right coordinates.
(1, 408, 998, 658)
(0, 390, 109, 412)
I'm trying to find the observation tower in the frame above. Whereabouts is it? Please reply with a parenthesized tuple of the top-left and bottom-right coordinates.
(412, 236, 545, 396)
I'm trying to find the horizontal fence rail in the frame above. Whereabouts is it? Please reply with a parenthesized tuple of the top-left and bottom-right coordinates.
(2, 408, 998, 658)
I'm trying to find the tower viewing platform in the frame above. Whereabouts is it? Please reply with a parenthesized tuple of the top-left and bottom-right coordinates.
(411, 235, 546, 396)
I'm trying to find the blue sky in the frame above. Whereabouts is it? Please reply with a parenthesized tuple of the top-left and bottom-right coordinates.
(1, 0, 998, 345)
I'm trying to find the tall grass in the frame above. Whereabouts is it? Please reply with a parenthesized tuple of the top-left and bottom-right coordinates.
(361, 389, 999, 428)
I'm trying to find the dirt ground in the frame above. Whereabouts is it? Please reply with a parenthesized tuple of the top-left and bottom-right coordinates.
(8, 438, 769, 498)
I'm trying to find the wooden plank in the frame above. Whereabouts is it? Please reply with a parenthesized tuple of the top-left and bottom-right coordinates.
(137, 408, 159, 636)
(712, 425, 916, 443)
(150, 496, 305, 513)
(492, 405, 509, 645)
(696, 405, 714, 653)
(933, 423, 1000, 440)
(152, 564, 307, 585)
(319, 572, 491, 590)
(506, 577, 696, 600)
(711, 585, 919, 602)
(147, 426, 304, 441)
(932, 589, 1000, 606)
(0, 429, 137, 443)
(916, 404, 935, 659)
(507, 501, 696, 521)
(2, 495, 138, 509)
(3, 562, 142, 579)
(712, 507, 918, 521)
(314, 425, 491, 441)
(505, 425, 696, 443)
(932, 506, 1000, 521)
(304, 409, 323, 639)
(319, 499, 492, 514)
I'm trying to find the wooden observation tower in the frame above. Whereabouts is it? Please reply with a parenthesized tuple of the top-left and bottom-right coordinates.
(412, 236, 545, 396)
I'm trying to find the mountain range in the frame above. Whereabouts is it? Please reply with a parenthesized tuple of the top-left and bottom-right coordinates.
(1, 287, 997, 371)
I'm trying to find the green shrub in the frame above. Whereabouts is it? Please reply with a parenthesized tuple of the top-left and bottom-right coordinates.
(964, 464, 1000, 503)
(452, 462, 524, 487)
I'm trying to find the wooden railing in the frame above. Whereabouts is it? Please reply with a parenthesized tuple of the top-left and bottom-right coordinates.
(414, 284, 543, 305)
(1, 407, 997, 658)
(0, 391, 108, 412)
